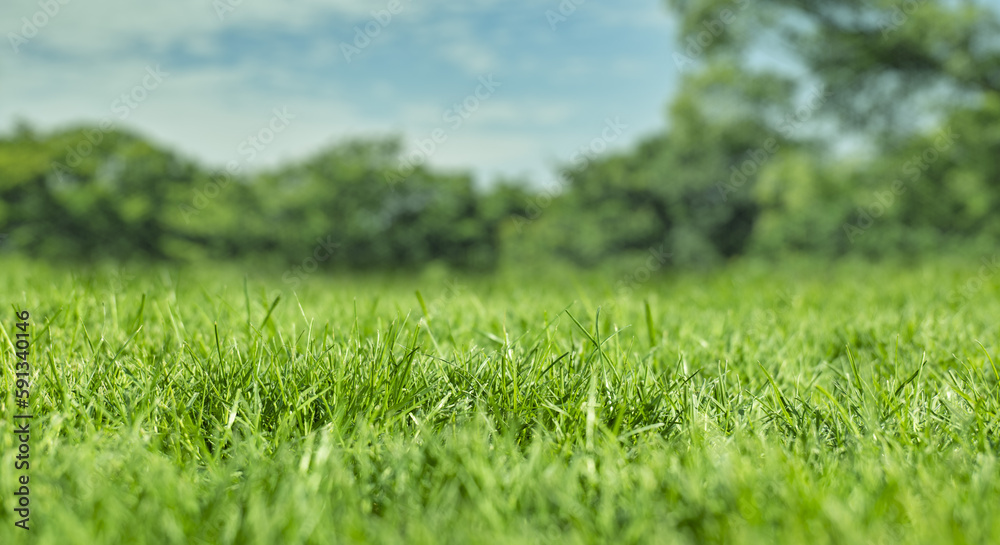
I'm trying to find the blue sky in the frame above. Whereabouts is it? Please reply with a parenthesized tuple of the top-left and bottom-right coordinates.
(2, 0, 679, 187)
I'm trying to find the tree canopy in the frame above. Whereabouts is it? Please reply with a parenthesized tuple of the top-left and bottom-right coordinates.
(3, 0, 998, 270)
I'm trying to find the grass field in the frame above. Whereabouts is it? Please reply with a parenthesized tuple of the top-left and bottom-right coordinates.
(1, 257, 999, 544)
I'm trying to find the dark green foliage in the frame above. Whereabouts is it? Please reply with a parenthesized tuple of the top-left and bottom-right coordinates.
(0, 130, 527, 270)
(0, 125, 203, 260)
(2, 0, 999, 269)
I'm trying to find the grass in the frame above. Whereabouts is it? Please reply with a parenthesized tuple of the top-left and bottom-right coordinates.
(1, 256, 999, 544)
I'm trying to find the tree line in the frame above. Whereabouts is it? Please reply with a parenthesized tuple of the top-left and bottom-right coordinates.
(1, 0, 997, 271)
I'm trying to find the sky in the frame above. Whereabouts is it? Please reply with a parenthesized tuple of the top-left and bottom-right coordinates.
(1, 0, 679, 187)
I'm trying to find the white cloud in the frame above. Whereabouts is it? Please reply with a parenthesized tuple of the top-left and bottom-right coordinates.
(1, 0, 676, 186)
(456, 99, 580, 127)
(437, 41, 498, 75)
(3, 0, 375, 56)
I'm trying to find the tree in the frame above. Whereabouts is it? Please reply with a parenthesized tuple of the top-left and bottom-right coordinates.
(0, 126, 202, 260)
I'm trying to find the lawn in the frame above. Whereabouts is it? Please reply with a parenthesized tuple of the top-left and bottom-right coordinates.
(1, 257, 998, 544)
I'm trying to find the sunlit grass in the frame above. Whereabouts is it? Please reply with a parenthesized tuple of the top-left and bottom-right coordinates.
(1, 257, 998, 544)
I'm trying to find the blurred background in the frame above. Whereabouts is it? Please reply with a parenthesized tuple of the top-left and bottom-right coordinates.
(1, 0, 998, 273)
